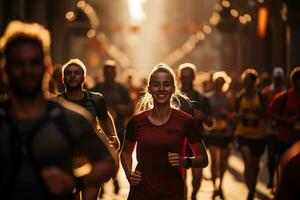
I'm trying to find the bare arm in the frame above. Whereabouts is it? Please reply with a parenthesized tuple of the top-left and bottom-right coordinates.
(121, 139, 142, 186)
(41, 159, 115, 195)
(121, 140, 135, 178)
(98, 111, 120, 150)
(168, 140, 208, 169)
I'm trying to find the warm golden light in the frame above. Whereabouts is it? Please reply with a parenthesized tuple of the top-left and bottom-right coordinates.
(230, 9, 239, 18)
(128, 0, 146, 24)
(214, 3, 223, 11)
(239, 16, 247, 24)
(84, 6, 93, 15)
(96, 32, 106, 41)
(73, 163, 92, 178)
(87, 29, 96, 38)
(196, 31, 205, 40)
(221, 0, 230, 8)
(77, 0, 86, 8)
(203, 25, 212, 34)
(65, 11, 76, 22)
(209, 13, 221, 26)
(257, 7, 268, 38)
(244, 14, 252, 22)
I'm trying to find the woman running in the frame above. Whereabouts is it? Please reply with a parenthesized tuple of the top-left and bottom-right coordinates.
(121, 64, 208, 200)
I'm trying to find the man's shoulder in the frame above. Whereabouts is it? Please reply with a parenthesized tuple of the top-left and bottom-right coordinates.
(86, 90, 105, 100)
(49, 99, 94, 125)
(92, 83, 105, 91)
(192, 90, 208, 101)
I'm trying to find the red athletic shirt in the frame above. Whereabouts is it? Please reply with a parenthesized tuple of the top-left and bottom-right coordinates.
(125, 108, 202, 199)
(269, 90, 300, 145)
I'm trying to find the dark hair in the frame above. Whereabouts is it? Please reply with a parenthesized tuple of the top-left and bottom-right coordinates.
(62, 58, 87, 77)
(241, 68, 258, 82)
(0, 20, 51, 66)
(103, 59, 117, 70)
(290, 67, 300, 82)
(4, 35, 44, 60)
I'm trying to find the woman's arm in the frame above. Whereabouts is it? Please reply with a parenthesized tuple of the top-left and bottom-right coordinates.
(168, 140, 208, 169)
(121, 140, 142, 186)
(121, 140, 135, 178)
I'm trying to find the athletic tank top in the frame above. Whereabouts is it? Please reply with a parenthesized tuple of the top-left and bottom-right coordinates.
(235, 93, 267, 139)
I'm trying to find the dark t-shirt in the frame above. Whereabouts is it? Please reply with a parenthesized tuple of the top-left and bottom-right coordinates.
(59, 91, 108, 121)
(0, 100, 113, 200)
(125, 108, 202, 199)
(92, 82, 132, 133)
(178, 90, 211, 116)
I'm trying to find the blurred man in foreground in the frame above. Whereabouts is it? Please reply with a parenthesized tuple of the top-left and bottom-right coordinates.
(0, 20, 115, 200)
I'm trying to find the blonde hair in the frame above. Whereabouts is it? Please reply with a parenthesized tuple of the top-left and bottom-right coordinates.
(62, 58, 87, 77)
(137, 63, 189, 112)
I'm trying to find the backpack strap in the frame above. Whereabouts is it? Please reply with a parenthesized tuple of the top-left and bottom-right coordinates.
(87, 91, 100, 118)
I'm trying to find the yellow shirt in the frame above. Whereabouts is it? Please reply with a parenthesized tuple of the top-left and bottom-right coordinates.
(235, 93, 267, 139)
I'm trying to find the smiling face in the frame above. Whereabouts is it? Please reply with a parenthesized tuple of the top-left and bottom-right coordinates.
(63, 64, 85, 91)
(148, 71, 175, 106)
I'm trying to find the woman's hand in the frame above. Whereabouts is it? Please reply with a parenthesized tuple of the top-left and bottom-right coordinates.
(128, 170, 142, 186)
(168, 152, 185, 167)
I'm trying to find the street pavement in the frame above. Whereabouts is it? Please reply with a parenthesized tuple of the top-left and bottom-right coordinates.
(100, 149, 274, 200)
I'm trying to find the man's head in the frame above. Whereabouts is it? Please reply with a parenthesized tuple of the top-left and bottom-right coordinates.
(62, 59, 87, 92)
(177, 63, 196, 92)
(103, 59, 117, 83)
(0, 21, 51, 99)
(272, 67, 285, 87)
(290, 66, 300, 94)
(241, 68, 258, 90)
(212, 71, 231, 92)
